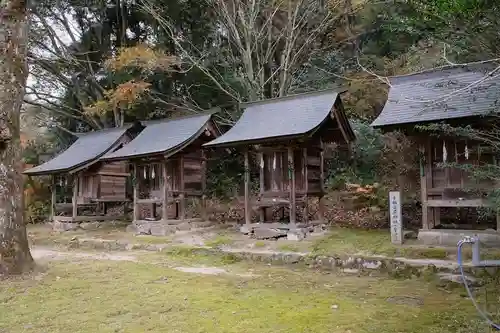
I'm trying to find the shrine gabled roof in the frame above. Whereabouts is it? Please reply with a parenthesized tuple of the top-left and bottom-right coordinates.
(24, 126, 130, 176)
(204, 89, 355, 147)
(101, 113, 213, 161)
(371, 66, 500, 128)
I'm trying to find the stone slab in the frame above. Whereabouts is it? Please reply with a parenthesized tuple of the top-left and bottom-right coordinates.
(240, 225, 251, 234)
(418, 229, 500, 246)
(148, 223, 177, 236)
(191, 220, 216, 229)
(175, 222, 192, 232)
(79, 222, 101, 231)
(52, 221, 80, 232)
(135, 223, 152, 235)
(253, 227, 287, 240)
(438, 273, 480, 286)
(287, 228, 307, 241)
(125, 223, 138, 233)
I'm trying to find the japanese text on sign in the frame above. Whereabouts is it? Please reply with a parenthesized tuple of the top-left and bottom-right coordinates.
(389, 191, 403, 245)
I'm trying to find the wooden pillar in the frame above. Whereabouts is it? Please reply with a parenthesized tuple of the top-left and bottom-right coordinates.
(420, 145, 429, 230)
(318, 139, 325, 224)
(302, 147, 308, 224)
(244, 150, 251, 225)
(303, 200, 309, 225)
(151, 203, 157, 219)
(421, 138, 435, 230)
(201, 150, 208, 221)
(179, 156, 186, 221)
(272, 151, 279, 191)
(258, 151, 265, 223)
(496, 210, 500, 232)
(50, 176, 56, 221)
(434, 209, 441, 228)
(318, 196, 325, 224)
(319, 139, 325, 190)
(421, 202, 439, 228)
(133, 164, 139, 222)
(162, 160, 169, 221)
(72, 174, 78, 220)
(421, 206, 429, 230)
(288, 147, 296, 227)
(439, 140, 450, 228)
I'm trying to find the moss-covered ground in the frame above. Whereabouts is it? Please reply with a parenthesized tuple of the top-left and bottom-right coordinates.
(0, 248, 489, 333)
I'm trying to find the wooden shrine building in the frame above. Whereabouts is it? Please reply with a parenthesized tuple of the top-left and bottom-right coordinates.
(204, 90, 355, 231)
(101, 113, 220, 225)
(371, 66, 500, 235)
(24, 124, 142, 222)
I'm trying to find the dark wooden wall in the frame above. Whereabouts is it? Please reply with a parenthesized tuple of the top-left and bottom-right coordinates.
(306, 145, 322, 195)
(182, 150, 203, 194)
(421, 137, 497, 197)
(257, 141, 323, 197)
(76, 160, 128, 203)
(98, 161, 128, 200)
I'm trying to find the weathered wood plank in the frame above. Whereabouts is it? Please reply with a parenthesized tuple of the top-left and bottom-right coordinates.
(137, 198, 163, 204)
(426, 199, 490, 207)
(97, 171, 130, 177)
(288, 147, 296, 226)
(319, 138, 325, 192)
(303, 148, 308, 194)
(162, 161, 169, 220)
(307, 157, 321, 167)
(50, 176, 56, 220)
(201, 150, 207, 220)
(72, 175, 78, 218)
(272, 151, 281, 191)
(184, 182, 202, 192)
(179, 155, 186, 220)
(184, 174, 202, 182)
(91, 198, 129, 202)
(258, 151, 265, 223)
(244, 150, 251, 225)
(133, 164, 139, 222)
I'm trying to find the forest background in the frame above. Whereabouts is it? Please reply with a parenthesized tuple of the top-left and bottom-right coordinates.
(22, 0, 500, 227)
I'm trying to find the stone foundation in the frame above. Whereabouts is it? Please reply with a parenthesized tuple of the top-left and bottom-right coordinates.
(418, 229, 500, 246)
(52, 220, 125, 232)
(129, 219, 216, 236)
(239, 222, 326, 240)
(53, 235, 482, 280)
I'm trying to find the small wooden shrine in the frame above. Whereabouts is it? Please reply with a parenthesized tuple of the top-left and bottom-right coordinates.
(371, 66, 500, 232)
(101, 113, 220, 225)
(204, 90, 355, 233)
(24, 124, 142, 222)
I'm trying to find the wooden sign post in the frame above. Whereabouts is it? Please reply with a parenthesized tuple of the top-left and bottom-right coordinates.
(389, 191, 403, 245)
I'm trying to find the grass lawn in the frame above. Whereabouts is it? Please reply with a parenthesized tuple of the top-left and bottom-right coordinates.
(27, 223, 500, 263)
(310, 228, 500, 260)
(0, 250, 489, 333)
(27, 222, 173, 247)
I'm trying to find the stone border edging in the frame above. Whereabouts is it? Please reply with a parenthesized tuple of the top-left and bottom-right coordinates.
(32, 236, 478, 279)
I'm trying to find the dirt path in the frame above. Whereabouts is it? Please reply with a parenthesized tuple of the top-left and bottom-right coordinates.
(30, 246, 258, 278)
(31, 247, 139, 262)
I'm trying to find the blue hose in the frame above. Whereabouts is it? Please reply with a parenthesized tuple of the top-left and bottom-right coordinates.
(457, 240, 500, 330)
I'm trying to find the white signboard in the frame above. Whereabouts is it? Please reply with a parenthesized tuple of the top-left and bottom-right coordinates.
(389, 191, 403, 245)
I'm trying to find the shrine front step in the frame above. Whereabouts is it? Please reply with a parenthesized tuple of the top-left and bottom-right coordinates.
(240, 222, 316, 241)
(128, 219, 215, 236)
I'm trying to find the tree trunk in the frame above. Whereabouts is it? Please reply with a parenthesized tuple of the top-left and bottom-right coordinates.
(0, 0, 34, 275)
